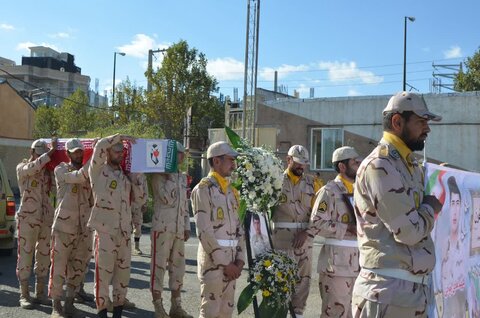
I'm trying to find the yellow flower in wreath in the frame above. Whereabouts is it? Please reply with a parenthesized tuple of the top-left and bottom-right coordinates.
(255, 274, 262, 282)
(283, 286, 289, 292)
(263, 260, 272, 267)
(276, 271, 283, 279)
(262, 290, 271, 297)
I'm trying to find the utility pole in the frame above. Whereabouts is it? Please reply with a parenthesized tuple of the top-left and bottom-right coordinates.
(242, 0, 260, 144)
(147, 48, 167, 93)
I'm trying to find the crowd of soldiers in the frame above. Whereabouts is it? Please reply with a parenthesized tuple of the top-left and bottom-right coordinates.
(15, 91, 443, 318)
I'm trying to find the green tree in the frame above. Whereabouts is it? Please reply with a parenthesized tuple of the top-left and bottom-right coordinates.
(57, 89, 92, 136)
(146, 40, 220, 141)
(454, 47, 480, 92)
(113, 78, 147, 125)
(33, 104, 60, 138)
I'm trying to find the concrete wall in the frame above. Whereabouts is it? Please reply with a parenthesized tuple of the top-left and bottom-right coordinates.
(265, 92, 480, 172)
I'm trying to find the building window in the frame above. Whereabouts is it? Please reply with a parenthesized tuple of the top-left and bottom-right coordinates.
(310, 128, 343, 170)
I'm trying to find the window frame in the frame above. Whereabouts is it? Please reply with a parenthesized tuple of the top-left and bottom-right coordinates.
(310, 127, 344, 171)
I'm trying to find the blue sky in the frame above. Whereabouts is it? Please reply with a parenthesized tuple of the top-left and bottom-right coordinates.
(1, 0, 479, 100)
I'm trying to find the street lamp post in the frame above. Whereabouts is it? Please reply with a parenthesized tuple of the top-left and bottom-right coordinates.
(403, 16, 415, 91)
(112, 52, 126, 107)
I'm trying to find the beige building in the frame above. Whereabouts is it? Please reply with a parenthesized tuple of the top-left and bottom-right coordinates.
(0, 79, 37, 192)
(0, 46, 90, 106)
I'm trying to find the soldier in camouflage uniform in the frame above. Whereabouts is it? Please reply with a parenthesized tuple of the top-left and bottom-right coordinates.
(49, 138, 93, 318)
(191, 141, 245, 318)
(87, 134, 137, 318)
(352, 92, 443, 318)
(150, 142, 193, 318)
(16, 138, 57, 309)
(131, 173, 148, 255)
(307, 146, 361, 318)
(271, 145, 322, 317)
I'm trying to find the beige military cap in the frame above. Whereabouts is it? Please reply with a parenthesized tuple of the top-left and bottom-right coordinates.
(207, 141, 238, 159)
(31, 139, 49, 155)
(65, 138, 84, 152)
(287, 145, 310, 165)
(383, 91, 442, 121)
(332, 146, 359, 163)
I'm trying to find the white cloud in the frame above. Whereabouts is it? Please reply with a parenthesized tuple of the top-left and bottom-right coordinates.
(317, 61, 383, 84)
(444, 45, 462, 59)
(260, 64, 309, 81)
(0, 23, 15, 30)
(50, 32, 70, 39)
(347, 88, 360, 96)
(117, 34, 169, 59)
(16, 41, 60, 53)
(207, 57, 244, 81)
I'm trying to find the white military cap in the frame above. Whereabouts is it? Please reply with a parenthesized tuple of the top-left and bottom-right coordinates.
(65, 138, 84, 152)
(332, 146, 359, 163)
(287, 145, 310, 165)
(383, 91, 442, 121)
(31, 139, 48, 155)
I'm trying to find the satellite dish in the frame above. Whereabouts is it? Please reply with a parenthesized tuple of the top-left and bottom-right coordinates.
(60, 67, 65, 72)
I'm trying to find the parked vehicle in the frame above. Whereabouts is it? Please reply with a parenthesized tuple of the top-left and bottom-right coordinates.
(0, 158, 16, 255)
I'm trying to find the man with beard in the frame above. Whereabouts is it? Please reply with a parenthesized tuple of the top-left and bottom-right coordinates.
(191, 141, 245, 318)
(271, 145, 321, 317)
(150, 142, 192, 318)
(87, 134, 137, 318)
(49, 138, 93, 317)
(307, 146, 361, 318)
(16, 138, 57, 309)
(352, 92, 443, 318)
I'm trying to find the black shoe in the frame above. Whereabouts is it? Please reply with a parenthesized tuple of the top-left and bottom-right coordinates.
(113, 306, 123, 318)
(98, 308, 108, 318)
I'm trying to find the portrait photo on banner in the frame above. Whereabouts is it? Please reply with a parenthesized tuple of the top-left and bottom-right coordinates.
(425, 163, 480, 318)
(249, 213, 272, 259)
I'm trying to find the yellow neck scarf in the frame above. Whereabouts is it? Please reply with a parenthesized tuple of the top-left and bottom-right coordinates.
(338, 174, 354, 194)
(209, 171, 229, 194)
(286, 168, 301, 185)
(382, 131, 414, 173)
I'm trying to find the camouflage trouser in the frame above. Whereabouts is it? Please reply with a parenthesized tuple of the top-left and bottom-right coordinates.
(132, 206, 143, 239)
(94, 231, 131, 311)
(199, 269, 236, 318)
(16, 220, 51, 281)
(352, 295, 428, 318)
(278, 244, 313, 314)
(48, 229, 93, 299)
(150, 231, 185, 295)
(319, 273, 355, 318)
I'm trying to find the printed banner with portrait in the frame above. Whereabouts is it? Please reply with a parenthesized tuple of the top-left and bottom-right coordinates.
(425, 163, 480, 318)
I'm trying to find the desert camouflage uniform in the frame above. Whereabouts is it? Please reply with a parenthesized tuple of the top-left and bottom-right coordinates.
(49, 162, 93, 300)
(16, 153, 55, 282)
(87, 134, 135, 311)
(271, 171, 319, 315)
(191, 173, 246, 318)
(150, 172, 190, 295)
(352, 137, 435, 318)
(131, 173, 148, 239)
(307, 176, 359, 318)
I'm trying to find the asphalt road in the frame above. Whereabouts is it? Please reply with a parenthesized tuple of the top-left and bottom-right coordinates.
(0, 228, 323, 318)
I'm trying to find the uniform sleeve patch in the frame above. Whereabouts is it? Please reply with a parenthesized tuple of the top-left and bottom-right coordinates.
(109, 180, 117, 190)
(341, 214, 350, 223)
(318, 200, 327, 213)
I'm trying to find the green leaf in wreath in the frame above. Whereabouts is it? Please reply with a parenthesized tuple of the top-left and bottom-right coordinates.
(237, 283, 255, 314)
(225, 126, 243, 149)
(259, 300, 288, 318)
(238, 199, 247, 224)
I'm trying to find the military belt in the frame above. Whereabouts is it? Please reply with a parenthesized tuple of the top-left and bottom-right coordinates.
(272, 222, 309, 230)
(362, 268, 430, 285)
(217, 239, 238, 247)
(320, 237, 358, 248)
